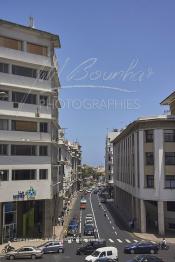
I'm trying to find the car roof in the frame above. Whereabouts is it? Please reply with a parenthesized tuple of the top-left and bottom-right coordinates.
(96, 246, 117, 252)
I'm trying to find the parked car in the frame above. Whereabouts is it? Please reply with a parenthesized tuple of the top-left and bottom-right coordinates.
(127, 255, 164, 262)
(5, 246, 43, 260)
(85, 247, 118, 262)
(85, 218, 93, 225)
(69, 218, 79, 228)
(124, 242, 159, 254)
(84, 224, 95, 236)
(37, 240, 64, 254)
(76, 239, 106, 255)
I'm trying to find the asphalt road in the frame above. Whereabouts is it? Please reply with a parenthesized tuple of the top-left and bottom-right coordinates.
(1, 191, 175, 262)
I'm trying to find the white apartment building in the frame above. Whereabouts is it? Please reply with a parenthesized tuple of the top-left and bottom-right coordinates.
(58, 129, 82, 208)
(0, 19, 61, 242)
(113, 113, 175, 236)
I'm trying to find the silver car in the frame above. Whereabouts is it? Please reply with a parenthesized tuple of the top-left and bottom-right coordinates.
(5, 246, 43, 260)
(37, 240, 64, 253)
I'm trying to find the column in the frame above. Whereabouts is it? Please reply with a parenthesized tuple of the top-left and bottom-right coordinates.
(158, 201, 165, 235)
(140, 199, 146, 233)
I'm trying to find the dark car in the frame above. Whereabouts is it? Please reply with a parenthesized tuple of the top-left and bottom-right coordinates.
(38, 240, 64, 254)
(84, 224, 95, 236)
(67, 224, 79, 236)
(124, 242, 159, 254)
(76, 239, 106, 255)
(69, 218, 79, 228)
(95, 258, 117, 262)
(127, 255, 164, 262)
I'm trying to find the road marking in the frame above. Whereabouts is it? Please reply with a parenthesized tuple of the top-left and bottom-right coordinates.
(117, 239, 122, 243)
(125, 239, 131, 243)
(109, 238, 114, 243)
(79, 209, 82, 235)
(133, 240, 138, 242)
(115, 231, 118, 236)
(112, 226, 115, 230)
(90, 192, 100, 238)
(109, 220, 112, 224)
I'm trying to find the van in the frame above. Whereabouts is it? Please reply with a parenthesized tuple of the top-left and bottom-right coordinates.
(85, 246, 118, 262)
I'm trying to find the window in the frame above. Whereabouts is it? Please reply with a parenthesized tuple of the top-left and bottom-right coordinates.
(168, 223, 175, 229)
(12, 169, 36, 180)
(165, 152, 175, 165)
(0, 63, 8, 73)
(27, 42, 48, 56)
(0, 90, 8, 101)
(12, 91, 36, 104)
(146, 175, 154, 188)
(164, 129, 175, 142)
(145, 152, 154, 165)
(40, 70, 49, 80)
(0, 144, 8, 155)
(99, 252, 106, 257)
(0, 36, 22, 50)
(11, 145, 36, 156)
(39, 146, 48, 156)
(145, 130, 153, 143)
(40, 95, 48, 106)
(0, 119, 8, 130)
(107, 251, 112, 256)
(0, 170, 9, 181)
(12, 65, 37, 78)
(12, 120, 37, 132)
(165, 175, 175, 189)
(40, 122, 48, 133)
(167, 202, 175, 212)
(39, 169, 48, 179)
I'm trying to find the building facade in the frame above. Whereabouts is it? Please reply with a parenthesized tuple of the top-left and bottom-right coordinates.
(0, 19, 61, 242)
(113, 115, 175, 235)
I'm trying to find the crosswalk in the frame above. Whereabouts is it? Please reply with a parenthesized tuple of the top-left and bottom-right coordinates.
(65, 237, 139, 244)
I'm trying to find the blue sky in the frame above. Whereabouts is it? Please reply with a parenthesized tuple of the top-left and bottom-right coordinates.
(1, 0, 175, 165)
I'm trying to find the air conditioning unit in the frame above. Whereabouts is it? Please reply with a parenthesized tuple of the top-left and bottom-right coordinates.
(13, 102, 19, 108)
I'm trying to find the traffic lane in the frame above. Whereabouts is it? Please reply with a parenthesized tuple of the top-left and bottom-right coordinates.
(92, 193, 174, 262)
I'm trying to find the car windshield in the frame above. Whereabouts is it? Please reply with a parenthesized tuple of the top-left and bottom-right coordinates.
(85, 225, 94, 230)
(92, 250, 100, 257)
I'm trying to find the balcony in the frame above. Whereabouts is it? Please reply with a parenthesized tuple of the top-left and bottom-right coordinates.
(0, 130, 51, 142)
(0, 72, 52, 93)
(0, 46, 52, 68)
(0, 100, 52, 119)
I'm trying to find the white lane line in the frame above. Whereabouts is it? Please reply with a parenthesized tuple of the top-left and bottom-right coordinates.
(133, 240, 138, 243)
(109, 220, 112, 224)
(79, 209, 82, 235)
(109, 238, 114, 243)
(112, 226, 115, 230)
(90, 192, 100, 238)
(125, 239, 131, 243)
(114, 231, 118, 236)
(117, 239, 122, 243)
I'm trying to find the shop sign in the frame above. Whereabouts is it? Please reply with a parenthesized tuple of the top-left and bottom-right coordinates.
(13, 187, 36, 200)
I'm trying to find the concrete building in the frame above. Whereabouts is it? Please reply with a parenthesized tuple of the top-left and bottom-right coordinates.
(58, 129, 82, 207)
(113, 100, 175, 235)
(0, 19, 61, 242)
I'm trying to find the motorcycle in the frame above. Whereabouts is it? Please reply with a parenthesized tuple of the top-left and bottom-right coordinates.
(158, 243, 169, 250)
(1, 245, 15, 253)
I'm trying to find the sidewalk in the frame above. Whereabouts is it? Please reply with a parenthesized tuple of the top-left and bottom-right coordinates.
(133, 232, 175, 244)
(0, 193, 79, 254)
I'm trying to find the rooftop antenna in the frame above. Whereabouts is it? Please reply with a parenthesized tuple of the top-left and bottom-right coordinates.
(28, 16, 35, 28)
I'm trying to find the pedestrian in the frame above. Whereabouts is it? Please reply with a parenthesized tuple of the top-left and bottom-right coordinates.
(58, 216, 61, 226)
(68, 200, 70, 206)
(61, 217, 64, 226)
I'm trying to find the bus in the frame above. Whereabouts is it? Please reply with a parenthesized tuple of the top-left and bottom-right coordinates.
(80, 198, 87, 209)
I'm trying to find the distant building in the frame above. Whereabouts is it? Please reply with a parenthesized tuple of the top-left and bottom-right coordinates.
(112, 96, 175, 235)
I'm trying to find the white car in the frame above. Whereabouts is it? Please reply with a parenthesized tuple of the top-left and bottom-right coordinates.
(85, 246, 118, 262)
(86, 214, 93, 218)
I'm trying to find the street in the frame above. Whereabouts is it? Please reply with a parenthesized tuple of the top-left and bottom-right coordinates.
(1, 192, 174, 262)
